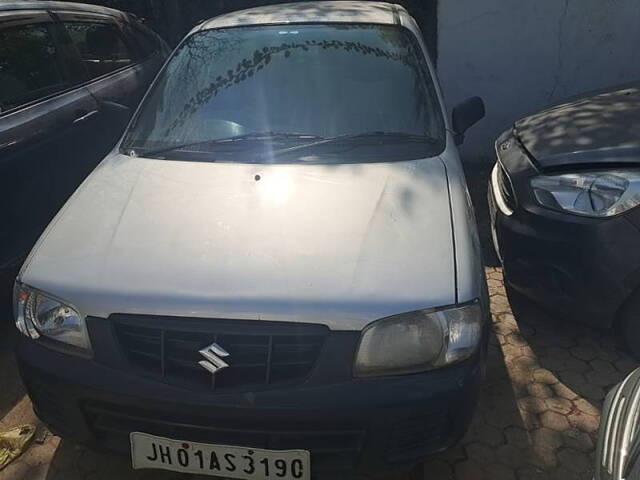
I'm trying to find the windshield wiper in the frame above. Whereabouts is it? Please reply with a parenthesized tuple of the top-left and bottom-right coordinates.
(132, 131, 324, 158)
(268, 131, 438, 157)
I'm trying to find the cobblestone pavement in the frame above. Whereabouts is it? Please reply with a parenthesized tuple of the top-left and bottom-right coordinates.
(1, 266, 637, 480)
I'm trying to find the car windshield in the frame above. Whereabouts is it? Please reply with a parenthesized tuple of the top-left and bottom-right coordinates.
(121, 24, 445, 163)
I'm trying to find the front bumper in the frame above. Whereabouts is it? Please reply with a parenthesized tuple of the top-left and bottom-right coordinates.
(488, 162, 640, 329)
(16, 334, 484, 477)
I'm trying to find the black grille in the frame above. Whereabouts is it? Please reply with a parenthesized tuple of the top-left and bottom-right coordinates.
(496, 162, 517, 211)
(113, 316, 328, 392)
(83, 401, 364, 470)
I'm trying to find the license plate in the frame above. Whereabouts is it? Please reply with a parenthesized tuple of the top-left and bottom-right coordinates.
(130, 432, 310, 480)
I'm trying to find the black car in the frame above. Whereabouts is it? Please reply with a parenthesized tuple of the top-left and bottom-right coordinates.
(0, 1, 169, 293)
(489, 83, 640, 356)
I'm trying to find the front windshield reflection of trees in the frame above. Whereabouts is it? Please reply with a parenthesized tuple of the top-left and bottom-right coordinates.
(123, 24, 445, 162)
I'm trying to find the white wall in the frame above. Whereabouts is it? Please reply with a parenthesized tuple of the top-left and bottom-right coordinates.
(437, 0, 640, 160)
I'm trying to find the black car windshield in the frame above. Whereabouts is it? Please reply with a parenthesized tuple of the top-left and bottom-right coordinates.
(121, 24, 445, 163)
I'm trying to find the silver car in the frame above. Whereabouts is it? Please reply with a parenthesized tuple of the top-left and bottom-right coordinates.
(596, 367, 640, 480)
(14, 2, 488, 478)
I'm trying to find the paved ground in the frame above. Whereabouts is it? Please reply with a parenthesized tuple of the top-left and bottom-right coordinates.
(1, 165, 638, 479)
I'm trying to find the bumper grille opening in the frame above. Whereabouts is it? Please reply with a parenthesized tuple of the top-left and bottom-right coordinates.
(83, 401, 364, 470)
(113, 317, 327, 392)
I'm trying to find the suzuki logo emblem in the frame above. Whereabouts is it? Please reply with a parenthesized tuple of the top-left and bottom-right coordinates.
(198, 342, 230, 374)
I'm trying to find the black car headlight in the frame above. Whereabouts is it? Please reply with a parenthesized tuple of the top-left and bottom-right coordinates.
(14, 282, 91, 354)
(531, 170, 640, 217)
(353, 301, 483, 377)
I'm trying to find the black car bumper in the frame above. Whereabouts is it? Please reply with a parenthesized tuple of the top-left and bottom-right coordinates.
(488, 160, 640, 329)
(16, 334, 484, 477)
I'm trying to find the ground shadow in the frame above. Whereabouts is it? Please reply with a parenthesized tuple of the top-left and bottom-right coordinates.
(0, 320, 26, 422)
(507, 287, 638, 409)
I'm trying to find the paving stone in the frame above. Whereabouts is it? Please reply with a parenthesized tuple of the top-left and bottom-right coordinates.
(577, 383, 606, 403)
(547, 347, 572, 361)
(614, 357, 638, 374)
(544, 397, 573, 415)
(473, 423, 506, 447)
(550, 382, 578, 401)
(465, 442, 495, 465)
(496, 444, 527, 469)
(556, 448, 592, 474)
(562, 428, 595, 453)
(483, 463, 516, 480)
(454, 460, 488, 480)
(518, 396, 549, 414)
(540, 356, 567, 374)
(527, 383, 554, 399)
(589, 358, 616, 374)
(532, 369, 558, 385)
(549, 466, 583, 480)
(531, 428, 563, 451)
(585, 369, 617, 388)
(570, 345, 598, 362)
(559, 356, 591, 374)
(504, 426, 529, 449)
(540, 411, 570, 432)
(485, 408, 522, 429)
(505, 332, 529, 347)
(557, 370, 586, 389)
(572, 398, 599, 417)
(491, 295, 511, 314)
(530, 446, 558, 468)
(568, 412, 600, 434)
(517, 466, 550, 480)
(502, 344, 533, 361)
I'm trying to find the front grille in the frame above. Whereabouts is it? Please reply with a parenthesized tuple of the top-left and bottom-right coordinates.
(113, 316, 328, 392)
(83, 401, 364, 470)
(496, 162, 517, 211)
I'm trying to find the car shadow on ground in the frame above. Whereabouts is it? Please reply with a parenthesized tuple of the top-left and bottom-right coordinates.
(0, 325, 24, 423)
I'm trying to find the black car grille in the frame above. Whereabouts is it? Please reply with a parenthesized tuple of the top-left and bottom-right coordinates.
(83, 401, 365, 470)
(113, 316, 328, 392)
(496, 162, 517, 211)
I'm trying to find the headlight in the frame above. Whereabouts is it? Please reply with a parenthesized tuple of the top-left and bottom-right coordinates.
(354, 302, 483, 377)
(14, 283, 91, 353)
(531, 170, 640, 217)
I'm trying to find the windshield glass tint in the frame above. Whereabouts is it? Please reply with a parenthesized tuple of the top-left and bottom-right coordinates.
(122, 24, 445, 162)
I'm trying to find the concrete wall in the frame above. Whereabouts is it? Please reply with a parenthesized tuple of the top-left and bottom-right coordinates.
(437, 0, 640, 161)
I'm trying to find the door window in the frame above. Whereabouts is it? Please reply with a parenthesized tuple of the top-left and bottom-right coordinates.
(125, 22, 159, 60)
(0, 23, 67, 113)
(63, 21, 134, 79)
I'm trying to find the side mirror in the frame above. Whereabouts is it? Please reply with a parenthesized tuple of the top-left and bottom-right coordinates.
(452, 96, 485, 145)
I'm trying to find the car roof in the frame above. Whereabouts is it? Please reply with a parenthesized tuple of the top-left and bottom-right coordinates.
(0, 1, 126, 18)
(197, 1, 403, 32)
